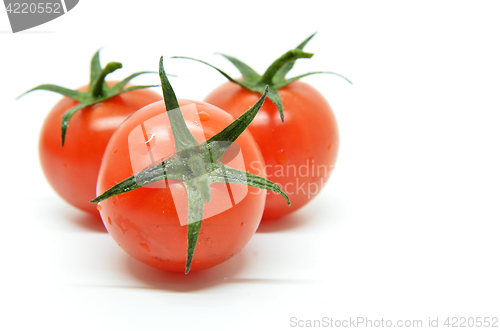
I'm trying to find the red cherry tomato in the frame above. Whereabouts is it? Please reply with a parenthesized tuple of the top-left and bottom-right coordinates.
(96, 99, 267, 272)
(39, 85, 162, 215)
(205, 80, 339, 220)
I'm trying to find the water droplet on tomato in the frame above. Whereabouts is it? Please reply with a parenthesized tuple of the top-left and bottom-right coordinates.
(240, 222, 245, 227)
(139, 243, 150, 252)
(107, 217, 112, 225)
(113, 149, 118, 154)
(97, 204, 101, 211)
(199, 111, 210, 122)
(275, 150, 289, 165)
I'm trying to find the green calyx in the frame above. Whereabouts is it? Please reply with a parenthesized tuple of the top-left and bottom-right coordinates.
(18, 49, 159, 146)
(172, 32, 352, 122)
(91, 56, 290, 274)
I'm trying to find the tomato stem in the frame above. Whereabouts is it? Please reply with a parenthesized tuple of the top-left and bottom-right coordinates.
(259, 49, 313, 84)
(89, 61, 122, 97)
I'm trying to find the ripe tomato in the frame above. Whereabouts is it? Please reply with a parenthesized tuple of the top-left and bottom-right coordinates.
(174, 33, 349, 220)
(22, 50, 162, 216)
(39, 86, 162, 216)
(95, 99, 267, 272)
(205, 80, 338, 220)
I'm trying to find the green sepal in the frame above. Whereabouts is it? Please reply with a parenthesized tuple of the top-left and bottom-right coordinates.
(90, 156, 187, 204)
(17, 84, 87, 102)
(91, 58, 289, 274)
(273, 32, 316, 82)
(266, 86, 284, 122)
(208, 164, 290, 206)
(19, 49, 160, 146)
(185, 180, 204, 274)
(117, 85, 160, 94)
(259, 49, 313, 84)
(215, 53, 260, 81)
(159, 56, 199, 152)
(89, 61, 123, 97)
(60, 101, 93, 146)
(90, 48, 104, 83)
(172, 33, 351, 122)
(274, 71, 353, 89)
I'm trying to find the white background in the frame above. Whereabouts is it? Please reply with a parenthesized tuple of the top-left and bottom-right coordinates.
(1, 1, 499, 330)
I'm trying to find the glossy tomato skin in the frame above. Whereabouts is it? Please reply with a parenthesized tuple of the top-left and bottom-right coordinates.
(205, 80, 339, 220)
(96, 99, 266, 272)
(39, 85, 162, 216)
